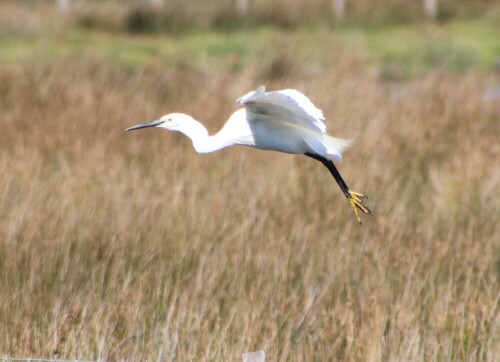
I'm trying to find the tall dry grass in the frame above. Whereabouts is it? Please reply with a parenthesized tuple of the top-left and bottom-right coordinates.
(1, 56, 498, 360)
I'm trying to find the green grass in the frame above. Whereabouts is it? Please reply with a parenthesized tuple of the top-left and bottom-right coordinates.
(1, 19, 498, 77)
(362, 20, 499, 73)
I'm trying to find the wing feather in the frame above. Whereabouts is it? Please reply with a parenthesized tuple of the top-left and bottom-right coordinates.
(237, 86, 327, 134)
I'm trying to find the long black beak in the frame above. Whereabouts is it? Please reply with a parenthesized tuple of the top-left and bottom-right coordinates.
(125, 120, 164, 131)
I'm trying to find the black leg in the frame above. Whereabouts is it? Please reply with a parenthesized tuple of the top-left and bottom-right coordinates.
(305, 153, 351, 198)
(305, 153, 372, 222)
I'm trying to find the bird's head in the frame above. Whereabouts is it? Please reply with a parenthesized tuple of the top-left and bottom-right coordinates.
(125, 113, 194, 132)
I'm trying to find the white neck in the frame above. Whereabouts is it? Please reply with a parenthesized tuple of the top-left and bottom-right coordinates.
(173, 118, 232, 154)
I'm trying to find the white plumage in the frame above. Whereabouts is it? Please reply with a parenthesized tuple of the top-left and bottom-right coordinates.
(237, 85, 326, 133)
(126, 86, 371, 223)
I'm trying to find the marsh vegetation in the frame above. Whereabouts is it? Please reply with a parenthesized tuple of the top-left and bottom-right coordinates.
(0, 1, 498, 360)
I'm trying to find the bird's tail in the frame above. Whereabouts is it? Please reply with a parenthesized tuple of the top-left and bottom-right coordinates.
(322, 135, 353, 161)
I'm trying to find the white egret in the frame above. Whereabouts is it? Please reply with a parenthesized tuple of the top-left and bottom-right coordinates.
(126, 86, 371, 223)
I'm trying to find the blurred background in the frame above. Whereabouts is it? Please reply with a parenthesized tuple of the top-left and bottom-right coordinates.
(0, 0, 499, 360)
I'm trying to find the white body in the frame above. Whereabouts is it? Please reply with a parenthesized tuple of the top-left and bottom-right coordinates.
(125, 86, 372, 223)
(153, 86, 351, 161)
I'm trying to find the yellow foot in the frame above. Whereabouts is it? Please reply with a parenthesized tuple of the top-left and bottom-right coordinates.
(348, 191, 372, 224)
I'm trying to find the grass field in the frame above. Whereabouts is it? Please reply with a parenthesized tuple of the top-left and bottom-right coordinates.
(0, 2, 499, 361)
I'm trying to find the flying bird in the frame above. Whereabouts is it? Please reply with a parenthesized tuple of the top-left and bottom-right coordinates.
(126, 86, 371, 223)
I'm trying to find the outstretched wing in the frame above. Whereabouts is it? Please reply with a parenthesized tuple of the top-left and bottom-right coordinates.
(237, 86, 327, 134)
